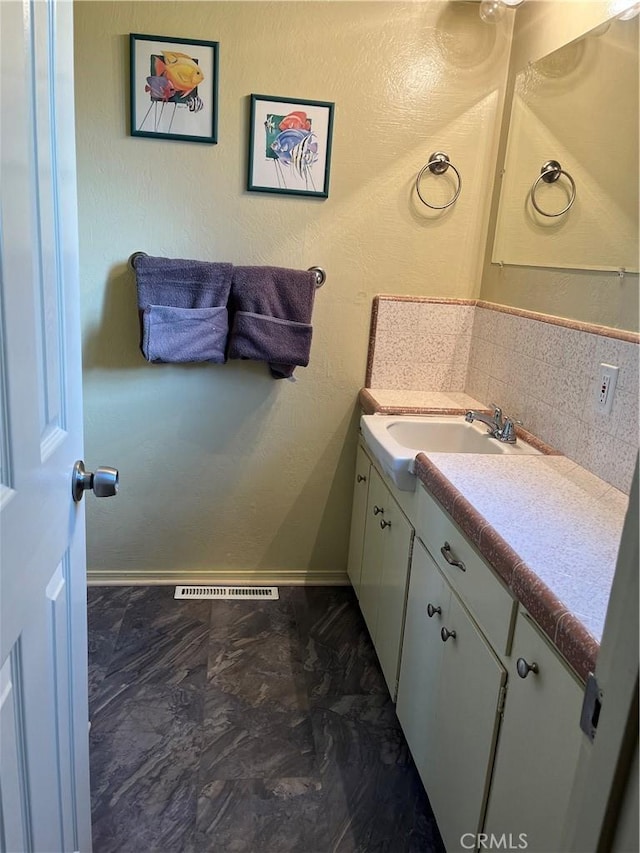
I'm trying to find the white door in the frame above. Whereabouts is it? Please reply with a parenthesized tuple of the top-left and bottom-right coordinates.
(1, 1, 99, 850)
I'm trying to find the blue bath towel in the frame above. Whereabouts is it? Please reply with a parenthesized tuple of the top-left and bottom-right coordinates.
(134, 255, 233, 363)
(227, 266, 316, 378)
(142, 305, 229, 363)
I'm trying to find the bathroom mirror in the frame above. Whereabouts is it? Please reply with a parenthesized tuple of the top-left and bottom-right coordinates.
(492, 14, 639, 272)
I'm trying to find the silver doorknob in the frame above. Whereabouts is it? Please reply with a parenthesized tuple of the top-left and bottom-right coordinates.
(72, 460, 119, 502)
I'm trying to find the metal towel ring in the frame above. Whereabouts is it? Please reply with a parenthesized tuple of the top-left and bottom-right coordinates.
(415, 152, 462, 210)
(530, 160, 576, 217)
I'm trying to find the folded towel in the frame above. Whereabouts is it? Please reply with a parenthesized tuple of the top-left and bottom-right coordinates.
(227, 266, 316, 378)
(135, 255, 233, 310)
(142, 305, 229, 363)
(134, 254, 233, 363)
(229, 312, 312, 376)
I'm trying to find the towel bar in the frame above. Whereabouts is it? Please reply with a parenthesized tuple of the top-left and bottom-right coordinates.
(128, 252, 326, 288)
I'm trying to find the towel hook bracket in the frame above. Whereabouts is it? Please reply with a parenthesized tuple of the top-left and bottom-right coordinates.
(128, 251, 148, 270)
(539, 160, 562, 184)
(308, 266, 326, 288)
(427, 151, 451, 176)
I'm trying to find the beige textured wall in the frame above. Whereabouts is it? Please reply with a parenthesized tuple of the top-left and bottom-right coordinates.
(480, 0, 640, 331)
(74, 1, 511, 582)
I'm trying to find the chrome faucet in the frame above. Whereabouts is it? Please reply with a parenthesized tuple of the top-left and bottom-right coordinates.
(465, 404, 520, 444)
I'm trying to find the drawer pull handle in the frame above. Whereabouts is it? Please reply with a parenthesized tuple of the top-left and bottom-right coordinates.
(357, 474, 367, 483)
(441, 541, 466, 572)
(441, 626, 456, 642)
(427, 603, 441, 618)
(373, 505, 384, 516)
(380, 519, 392, 530)
(516, 658, 539, 679)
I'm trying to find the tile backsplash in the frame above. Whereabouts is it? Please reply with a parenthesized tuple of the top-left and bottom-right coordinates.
(367, 298, 475, 391)
(368, 297, 639, 494)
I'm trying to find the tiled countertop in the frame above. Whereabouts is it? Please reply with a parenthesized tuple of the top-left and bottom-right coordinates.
(361, 389, 629, 682)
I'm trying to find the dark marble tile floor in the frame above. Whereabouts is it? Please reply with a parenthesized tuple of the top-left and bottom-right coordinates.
(88, 585, 445, 853)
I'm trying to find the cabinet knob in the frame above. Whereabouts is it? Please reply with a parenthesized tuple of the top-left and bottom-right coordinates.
(516, 657, 539, 678)
(373, 505, 384, 515)
(427, 603, 441, 618)
(440, 541, 466, 572)
(380, 519, 392, 529)
(441, 626, 456, 642)
(357, 474, 367, 483)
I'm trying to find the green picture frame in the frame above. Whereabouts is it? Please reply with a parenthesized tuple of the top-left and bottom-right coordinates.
(247, 94, 335, 198)
(129, 33, 219, 144)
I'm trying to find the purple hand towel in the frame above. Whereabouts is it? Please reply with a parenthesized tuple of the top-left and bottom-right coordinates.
(142, 305, 229, 363)
(227, 266, 316, 379)
(134, 254, 233, 363)
(135, 255, 233, 309)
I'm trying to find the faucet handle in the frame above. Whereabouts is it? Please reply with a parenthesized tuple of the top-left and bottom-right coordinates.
(500, 417, 522, 443)
(489, 403, 503, 426)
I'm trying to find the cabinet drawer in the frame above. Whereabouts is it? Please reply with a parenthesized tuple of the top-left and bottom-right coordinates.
(416, 484, 516, 655)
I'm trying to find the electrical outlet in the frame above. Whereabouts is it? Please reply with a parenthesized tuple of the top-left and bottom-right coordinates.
(594, 363, 619, 414)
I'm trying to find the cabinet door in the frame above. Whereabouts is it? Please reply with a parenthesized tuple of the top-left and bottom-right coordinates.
(346, 445, 371, 597)
(429, 591, 507, 850)
(358, 467, 388, 640)
(483, 611, 584, 853)
(376, 495, 414, 698)
(397, 539, 450, 785)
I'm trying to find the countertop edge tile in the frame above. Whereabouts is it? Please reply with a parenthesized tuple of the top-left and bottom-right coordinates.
(510, 564, 571, 653)
(554, 613, 599, 683)
(451, 493, 490, 551)
(477, 525, 523, 588)
(358, 388, 480, 417)
(414, 454, 460, 517)
(514, 426, 561, 456)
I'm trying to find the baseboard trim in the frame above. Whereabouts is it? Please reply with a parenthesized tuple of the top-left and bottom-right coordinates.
(87, 568, 350, 587)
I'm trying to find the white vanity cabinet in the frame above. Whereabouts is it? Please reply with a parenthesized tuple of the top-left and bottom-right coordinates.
(483, 611, 585, 853)
(350, 453, 414, 700)
(347, 437, 588, 852)
(397, 539, 507, 851)
(346, 444, 371, 596)
(399, 482, 586, 851)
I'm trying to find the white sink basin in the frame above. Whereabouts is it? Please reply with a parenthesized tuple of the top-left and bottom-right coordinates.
(361, 414, 540, 491)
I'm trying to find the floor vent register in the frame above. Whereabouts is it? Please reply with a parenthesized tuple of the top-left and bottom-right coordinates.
(174, 585, 280, 601)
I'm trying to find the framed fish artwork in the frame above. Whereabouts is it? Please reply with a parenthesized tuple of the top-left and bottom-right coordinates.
(247, 95, 335, 198)
(129, 33, 219, 144)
